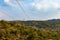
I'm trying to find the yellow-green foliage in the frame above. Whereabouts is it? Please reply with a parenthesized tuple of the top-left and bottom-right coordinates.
(0, 20, 60, 40)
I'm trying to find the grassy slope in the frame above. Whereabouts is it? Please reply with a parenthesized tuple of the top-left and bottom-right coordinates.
(0, 20, 60, 40)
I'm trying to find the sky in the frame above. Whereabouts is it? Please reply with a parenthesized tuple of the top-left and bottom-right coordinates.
(0, 0, 60, 20)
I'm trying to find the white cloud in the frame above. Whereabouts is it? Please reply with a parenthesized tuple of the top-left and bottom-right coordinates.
(31, 3, 41, 10)
(53, 12, 60, 19)
(39, 12, 60, 20)
(49, 12, 60, 19)
(4, 0, 16, 7)
(31, 0, 60, 10)
(4, 0, 10, 3)
(4, 0, 12, 6)
(50, 1, 60, 9)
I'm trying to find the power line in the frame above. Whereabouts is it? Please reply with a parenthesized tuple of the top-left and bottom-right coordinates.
(16, 0, 30, 20)
(0, 0, 32, 20)
(0, 10, 15, 20)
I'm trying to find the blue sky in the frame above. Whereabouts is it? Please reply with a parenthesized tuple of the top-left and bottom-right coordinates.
(0, 0, 60, 20)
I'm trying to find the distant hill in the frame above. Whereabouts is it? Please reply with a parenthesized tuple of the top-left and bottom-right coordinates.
(0, 19, 60, 29)
(47, 19, 60, 23)
(0, 19, 60, 30)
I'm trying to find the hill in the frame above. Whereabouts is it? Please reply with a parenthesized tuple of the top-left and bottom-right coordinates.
(8, 19, 60, 30)
(0, 19, 60, 40)
(0, 20, 60, 40)
(48, 19, 60, 23)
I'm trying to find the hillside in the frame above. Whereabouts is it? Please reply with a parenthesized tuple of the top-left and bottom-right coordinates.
(8, 19, 60, 30)
(0, 20, 60, 40)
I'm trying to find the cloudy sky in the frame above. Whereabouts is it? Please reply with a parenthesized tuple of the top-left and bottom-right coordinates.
(0, 0, 60, 20)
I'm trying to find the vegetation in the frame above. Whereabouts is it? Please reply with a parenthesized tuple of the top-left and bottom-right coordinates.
(0, 20, 60, 40)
